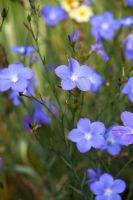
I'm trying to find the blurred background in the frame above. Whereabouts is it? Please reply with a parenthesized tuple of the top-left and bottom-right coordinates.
(0, 0, 133, 199)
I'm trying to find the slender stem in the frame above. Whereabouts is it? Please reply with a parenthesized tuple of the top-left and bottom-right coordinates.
(115, 157, 133, 178)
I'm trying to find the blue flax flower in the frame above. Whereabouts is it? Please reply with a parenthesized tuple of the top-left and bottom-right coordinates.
(122, 77, 133, 102)
(33, 101, 51, 125)
(103, 127, 123, 156)
(112, 111, 133, 146)
(125, 0, 133, 6)
(0, 63, 34, 92)
(123, 33, 133, 61)
(90, 35, 109, 61)
(90, 12, 120, 40)
(10, 46, 35, 56)
(120, 17, 133, 27)
(68, 118, 105, 153)
(55, 58, 103, 92)
(90, 173, 126, 200)
(87, 165, 102, 185)
(41, 5, 67, 26)
(23, 101, 51, 132)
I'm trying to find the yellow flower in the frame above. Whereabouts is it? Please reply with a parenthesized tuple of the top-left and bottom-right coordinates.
(61, 0, 80, 12)
(69, 5, 93, 23)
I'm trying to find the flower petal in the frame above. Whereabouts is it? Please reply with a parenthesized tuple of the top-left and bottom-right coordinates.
(8, 63, 24, 75)
(76, 78, 91, 91)
(121, 111, 133, 128)
(55, 65, 70, 79)
(67, 129, 83, 142)
(19, 68, 34, 79)
(112, 180, 126, 193)
(92, 135, 105, 149)
(0, 79, 11, 92)
(90, 181, 104, 195)
(77, 118, 90, 132)
(11, 79, 28, 92)
(68, 58, 80, 74)
(61, 78, 76, 90)
(76, 138, 92, 153)
(112, 125, 131, 137)
(91, 122, 105, 135)
(99, 173, 114, 187)
(108, 144, 121, 156)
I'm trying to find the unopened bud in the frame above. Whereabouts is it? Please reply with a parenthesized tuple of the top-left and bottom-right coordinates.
(1, 8, 8, 18)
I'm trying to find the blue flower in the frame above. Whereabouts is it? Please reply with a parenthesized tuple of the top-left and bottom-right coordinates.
(0, 63, 34, 92)
(68, 118, 105, 153)
(68, 30, 80, 49)
(23, 101, 51, 132)
(90, 12, 120, 40)
(10, 46, 35, 56)
(90, 173, 126, 200)
(125, 0, 133, 6)
(90, 35, 109, 61)
(123, 33, 133, 61)
(41, 5, 67, 26)
(112, 111, 133, 146)
(55, 58, 103, 91)
(33, 101, 51, 125)
(23, 115, 32, 132)
(122, 77, 133, 102)
(120, 17, 133, 27)
(103, 127, 123, 156)
(87, 165, 102, 185)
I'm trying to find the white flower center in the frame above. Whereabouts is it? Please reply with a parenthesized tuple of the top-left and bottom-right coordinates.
(125, 19, 131, 25)
(85, 132, 92, 140)
(49, 13, 56, 20)
(71, 74, 78, 82)
(108, 138, 115, 145)
(11, 74, 18, 83)
(102, 23, 109, 30)
(104, 188, 112, 196)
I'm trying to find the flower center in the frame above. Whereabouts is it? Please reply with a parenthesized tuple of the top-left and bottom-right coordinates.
(80, 11, 86, 17)
(108, 138, 115, 145)
(11, 74, 18, 83)
(71, 74, 78, 81)
(104, 188, 112, 196)
(125, 19, 132, 25)
(49, 13, 56, 20)
(85, 132, 92, 140)
(101, 22, 109, 30)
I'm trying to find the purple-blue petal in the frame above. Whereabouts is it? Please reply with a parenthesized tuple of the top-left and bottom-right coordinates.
(77, 118, 90, 132)
(61, 78, 76, 90)
(76, 138, 92, 153)
(67, 129, 84, 142)
(111, 179, 126, 193)
(55, 65, 70, 79)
